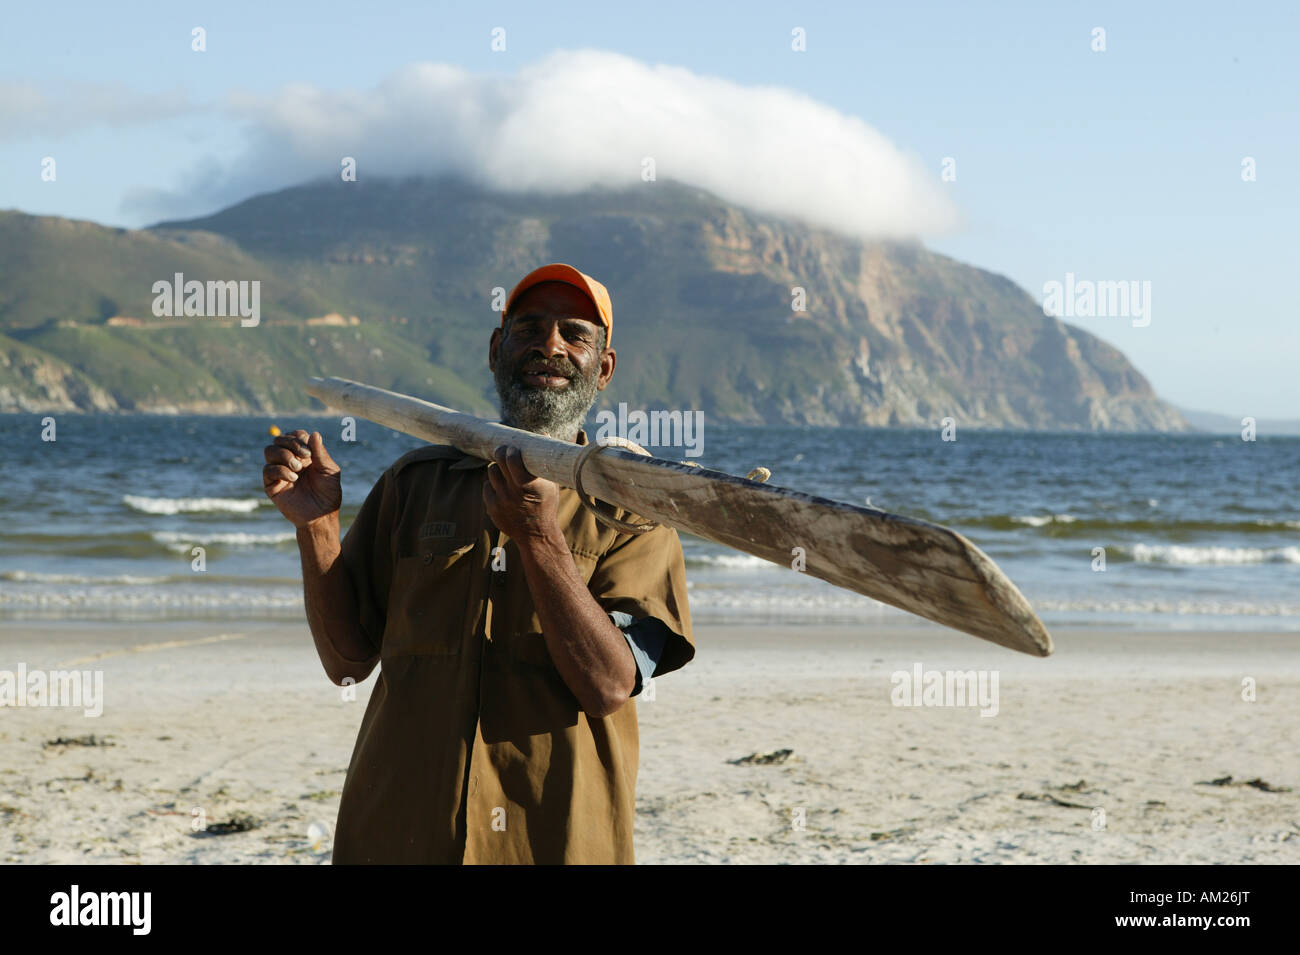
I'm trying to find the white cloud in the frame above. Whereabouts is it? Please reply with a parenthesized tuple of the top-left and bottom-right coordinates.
(132, 51, 958, 237)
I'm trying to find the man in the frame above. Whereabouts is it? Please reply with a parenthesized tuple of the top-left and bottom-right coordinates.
(263, 263, 694, 864)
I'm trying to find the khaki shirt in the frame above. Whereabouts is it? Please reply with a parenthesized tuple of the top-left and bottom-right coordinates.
(332, 428, 694, 864)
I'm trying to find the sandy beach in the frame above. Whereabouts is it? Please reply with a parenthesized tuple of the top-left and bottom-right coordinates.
(2, 620, 1297, 864)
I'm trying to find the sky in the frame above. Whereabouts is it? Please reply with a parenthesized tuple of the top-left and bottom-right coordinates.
(1, 0, 1296, 418)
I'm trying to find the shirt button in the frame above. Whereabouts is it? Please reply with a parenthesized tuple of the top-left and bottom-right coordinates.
(422, 553, 433, 564)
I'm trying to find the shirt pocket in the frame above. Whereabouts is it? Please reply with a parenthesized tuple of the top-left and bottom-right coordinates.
(385, 537, 477, 659)
(480, 630, 579, 741)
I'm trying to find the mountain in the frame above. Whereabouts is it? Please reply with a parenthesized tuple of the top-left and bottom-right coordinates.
(0, 176, 1187, 430)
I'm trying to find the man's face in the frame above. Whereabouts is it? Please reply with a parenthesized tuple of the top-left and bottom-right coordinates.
(489, 281, 616, 439)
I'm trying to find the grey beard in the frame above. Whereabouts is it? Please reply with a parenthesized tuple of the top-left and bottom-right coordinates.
(494, 361, 600, 440)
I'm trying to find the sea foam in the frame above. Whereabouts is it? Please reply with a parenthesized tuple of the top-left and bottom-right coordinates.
(123, 495, 265, 515)
(1128, 544, 1300, 565)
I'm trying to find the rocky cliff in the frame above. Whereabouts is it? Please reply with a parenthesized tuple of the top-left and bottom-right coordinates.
(0, 178, 1186, 430)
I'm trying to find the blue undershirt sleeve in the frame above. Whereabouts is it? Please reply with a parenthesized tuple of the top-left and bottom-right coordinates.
(608, 610, 672, 697)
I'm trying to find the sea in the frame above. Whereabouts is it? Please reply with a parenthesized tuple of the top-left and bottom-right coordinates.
(1, 414, 1297, 632)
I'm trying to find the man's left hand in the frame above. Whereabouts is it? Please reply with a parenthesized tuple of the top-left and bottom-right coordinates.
(483, 445, 561, 541)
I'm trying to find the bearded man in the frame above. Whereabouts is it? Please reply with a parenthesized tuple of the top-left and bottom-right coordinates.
(262, 263, 694, 864)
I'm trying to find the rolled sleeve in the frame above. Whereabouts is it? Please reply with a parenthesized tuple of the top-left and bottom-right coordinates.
(588, 523, 694, 679)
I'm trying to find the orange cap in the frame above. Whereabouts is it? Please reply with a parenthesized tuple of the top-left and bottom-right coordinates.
(503, 263, 613, 347)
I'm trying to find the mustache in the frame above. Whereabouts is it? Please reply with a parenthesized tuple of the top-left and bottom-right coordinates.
(516, 357, 577, 378)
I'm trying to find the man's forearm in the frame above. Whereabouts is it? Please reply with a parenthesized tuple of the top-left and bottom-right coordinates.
(297, 513, 377, 684)
(515, 523, 636, 717)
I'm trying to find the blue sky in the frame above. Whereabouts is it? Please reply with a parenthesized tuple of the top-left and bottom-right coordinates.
(2, 0, 1296, 417)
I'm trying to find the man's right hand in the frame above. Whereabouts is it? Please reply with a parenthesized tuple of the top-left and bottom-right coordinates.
(263, 429, 342, 528)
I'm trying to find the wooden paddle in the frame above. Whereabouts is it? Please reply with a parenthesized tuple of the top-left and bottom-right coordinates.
(305, 376, 1053, 657)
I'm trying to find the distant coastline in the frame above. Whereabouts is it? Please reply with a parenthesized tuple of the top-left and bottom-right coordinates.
(1175, 406, 1300, 436)
(0, 404, 1246, 435)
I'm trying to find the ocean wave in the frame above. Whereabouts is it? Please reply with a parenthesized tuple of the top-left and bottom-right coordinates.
(0, 588, 303, 611)
(1037, 597, 1300, 616)
(1, 570, 170, 585)
(688, 585, 887, 611)
(684, 553, 773, 569)
(2, 578, 1294, 624)
(123, 495, 266, 515)
(692, 588, 1300, 618)
(1010, 514, 1078, 527)
(1126, 544, 1300, 565)
(0, 570, 298, 586)
(151, 530, 297, 552)
(956, 514, 1300, 535)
